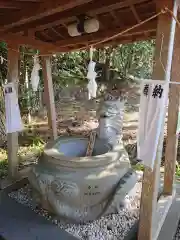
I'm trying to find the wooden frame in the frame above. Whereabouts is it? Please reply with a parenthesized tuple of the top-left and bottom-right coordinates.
(42, 56, 58, 140)
(0, 0, 157, 52)
(1, 0, 180, 239)
(163, 24, 180, 195)
(138, 0, 179, 239)
(7, 44, 20, 179)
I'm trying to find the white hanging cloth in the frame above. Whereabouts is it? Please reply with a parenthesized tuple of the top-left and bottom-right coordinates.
(137, 81, 169, 170)
(4, 82, 23, 133)
(87, 62, 97, 99)
(87, 47, 97, 99)
(30, 55, 40, 92)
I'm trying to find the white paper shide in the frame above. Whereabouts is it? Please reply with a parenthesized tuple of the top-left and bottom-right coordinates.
(137, 81, 169, 170)
(30, 55, 40, 92)
(87, 61, 97, 99)
(4, 82, 23, 133)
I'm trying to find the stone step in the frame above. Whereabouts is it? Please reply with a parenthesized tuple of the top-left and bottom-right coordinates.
(0, 193, 77, 240)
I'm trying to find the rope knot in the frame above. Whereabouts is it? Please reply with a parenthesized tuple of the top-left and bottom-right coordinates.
(161, 7, 168, 14)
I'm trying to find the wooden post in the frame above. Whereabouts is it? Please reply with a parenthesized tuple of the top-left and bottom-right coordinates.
(42, 56, 57, 140)
(163, 25, 180, 195)
(7, 44, 19, 178)
(138, 1, 178, 239)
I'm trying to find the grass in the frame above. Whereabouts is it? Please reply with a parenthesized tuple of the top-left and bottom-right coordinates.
(176, 164, 180, 177)
(133, 162, 180, 179)
(1, 139, 180, 179)
(1, 134, 180, 180)
(0, 136, 45, 179)
(0, 160, 8, 179)
(132, 163, 144, 172)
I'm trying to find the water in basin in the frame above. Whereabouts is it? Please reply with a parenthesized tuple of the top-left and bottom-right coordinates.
(54, 138, 110, 157)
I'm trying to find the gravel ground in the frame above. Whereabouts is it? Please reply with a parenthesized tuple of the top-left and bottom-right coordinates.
(9, 181, 141, 240)
(174, 221, 180, 240)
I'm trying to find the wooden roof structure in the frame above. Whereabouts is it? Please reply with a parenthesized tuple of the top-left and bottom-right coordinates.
(2, 1, 180, 240)
(0, 0, 157, 53)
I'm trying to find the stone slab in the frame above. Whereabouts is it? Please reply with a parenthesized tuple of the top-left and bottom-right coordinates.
(157, 183, 180, 240)
(0, 178, 28, 193)
(124, 186, 163, 240)
(158, 192, 180, 240)
(153, 191, 175, 240)
(0, 193, 77, 240)
(0, 166, 31, 192)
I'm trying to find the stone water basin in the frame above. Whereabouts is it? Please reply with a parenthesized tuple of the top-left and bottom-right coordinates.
(28, 136, 133, 223)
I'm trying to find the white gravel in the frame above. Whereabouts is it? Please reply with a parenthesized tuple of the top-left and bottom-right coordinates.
(9, 182, 141, 240)
(174, 221, 180, 240)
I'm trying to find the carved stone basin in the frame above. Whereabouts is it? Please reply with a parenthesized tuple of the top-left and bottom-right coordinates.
(28, 136, 135, 223)
(43, 136, 111, 160)
(28, 98, 137, 223)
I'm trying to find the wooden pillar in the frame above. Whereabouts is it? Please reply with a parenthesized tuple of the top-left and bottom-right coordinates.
(42, 56, 57, 140)
(7, 44, 19, 178)
(138, 1, 178, 239)
(163, 25, 180, 195)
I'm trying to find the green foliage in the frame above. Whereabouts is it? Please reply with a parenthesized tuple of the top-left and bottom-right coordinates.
(52, 51, 89, 87)
(0, 40, 155, 119)
(51, 40, 154, 93)
(0, 42, 7, 85)
(0, 40, 154, 91)
(176, 163, 180, 177)
(0, 160, 8, 179)
(132, 163, 145, 171)
(112, 40, 154, 79)
(29, 136, 45, 149)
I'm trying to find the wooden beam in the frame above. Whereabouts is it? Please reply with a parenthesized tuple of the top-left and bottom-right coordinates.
(43, 30, 155, 54)
(163, 25, 180, 195)
(0, 1, 40, 9)
(128, 0, 149, 38)
(138, 0, 178, 239)
(93, 30, 155, 48)
(0, 32, 59, 52)
(0, 0, 94, 30)
(89, 0, 148, 16)
(110, 11, 119, 25)
(36, 31, 53, 42)
(15, 0, 42, 2)
(128, 0, 141, 23)
(42, 56, 57, 140)
(53, 20, 156, 48)
(51, 27, 65, 39)
(7, 44, 19, 179)
(6, 0, 148, 33)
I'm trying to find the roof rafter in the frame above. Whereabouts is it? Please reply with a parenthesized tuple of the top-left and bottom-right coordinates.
(110, 11, 119, 25)
(0, 0, 157, 52)
(0, 0, 94, 30)
(0, 0, 41, 9)
(52, 30, 155, 53)
(50, 27, 65, 39)
(0, 32, 59, 52)
(5, 0, 148, 33)
(53, 20, 156, 48)
(93, 31, 155, 48)
(128, 0, 141, 22)
(128, 0, 149, 37)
